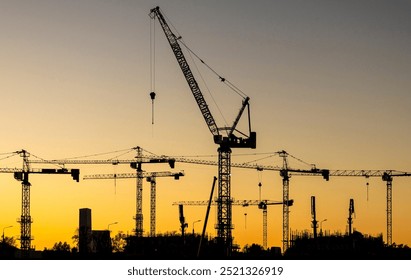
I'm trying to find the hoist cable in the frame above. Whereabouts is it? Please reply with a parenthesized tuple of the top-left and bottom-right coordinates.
(181, 38, 229, 130)
(178, 39, 247, 99)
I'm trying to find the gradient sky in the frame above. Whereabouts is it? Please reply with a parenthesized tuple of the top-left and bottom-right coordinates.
(1, 0, 411, 251)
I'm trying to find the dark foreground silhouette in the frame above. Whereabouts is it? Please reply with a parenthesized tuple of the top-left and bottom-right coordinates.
(2, 231, 410, 260)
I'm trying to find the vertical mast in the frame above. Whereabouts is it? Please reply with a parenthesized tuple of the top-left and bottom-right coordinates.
(18, 150, 32, 253)
(135, 147, 144, 237)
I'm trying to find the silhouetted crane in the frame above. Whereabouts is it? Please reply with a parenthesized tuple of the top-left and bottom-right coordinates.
(174, 199, 293, 249)
(141, 150, 329, 253)
(1, 150, 79, 255)
(150, 6, 256, 256)
(83, 171, 184, 237)
(28, 146, 176, 237)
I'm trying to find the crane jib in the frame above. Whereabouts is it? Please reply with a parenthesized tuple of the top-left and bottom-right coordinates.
(151, 7, 256, 148)
(152, 8, 219, 136)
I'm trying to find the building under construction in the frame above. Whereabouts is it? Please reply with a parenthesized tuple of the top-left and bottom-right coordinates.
(286, 230, 411, 259)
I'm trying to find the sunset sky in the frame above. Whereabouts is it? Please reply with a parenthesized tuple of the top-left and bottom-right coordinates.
(1, 0, 411, 251)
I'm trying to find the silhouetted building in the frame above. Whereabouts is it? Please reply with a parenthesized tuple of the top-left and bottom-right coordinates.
(123, 233, 283, 259)
(91, 230, 111, 254)
(79, 208, 92, 254)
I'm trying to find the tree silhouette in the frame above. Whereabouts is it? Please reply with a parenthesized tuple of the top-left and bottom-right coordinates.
(111, 231, 127, 253)
(2, 236, 16, 247)
(242, 243, 264, 254)
(71, 228, 79, 249)
(52, 241, 71, 252)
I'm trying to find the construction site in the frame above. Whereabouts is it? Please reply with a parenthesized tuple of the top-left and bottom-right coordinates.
(1, 2, 411, 260)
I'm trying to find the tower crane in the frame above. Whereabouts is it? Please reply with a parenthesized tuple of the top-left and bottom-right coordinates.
(150, 6, 256, 256)
(294, 169, 411, 246)
(251, 199, 294, 249)
(174, 199, 293, 249)
(28, 146, 176, 237)
(143, 150, 329, 253)
(276, 151, 329, 252)
(0, 150, 80, 254)
(83, 171, 184, 237)
(348, 198, 355, 236)
(29, 147, 329, 252)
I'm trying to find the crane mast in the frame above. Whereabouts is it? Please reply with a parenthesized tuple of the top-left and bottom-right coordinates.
(135, 147, 144, 237)
(20, 150, 31, 253)
(150, 6, 256, 256)
(278, 150, 329, 253)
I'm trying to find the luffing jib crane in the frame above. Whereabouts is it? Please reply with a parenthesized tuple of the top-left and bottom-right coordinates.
(150, 6, 256, 256)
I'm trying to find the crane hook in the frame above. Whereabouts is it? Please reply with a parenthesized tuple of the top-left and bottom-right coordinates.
(150, 92, 156, 125)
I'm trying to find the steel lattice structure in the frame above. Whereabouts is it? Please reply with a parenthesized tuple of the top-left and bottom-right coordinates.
(83, 170, 184, 237)
(173, 199, 289, 249)
(1, 150, 80, 255)
(28, 147, 175, 237)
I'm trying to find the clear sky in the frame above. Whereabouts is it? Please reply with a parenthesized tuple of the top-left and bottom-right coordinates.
(1, 0, 411, 251)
